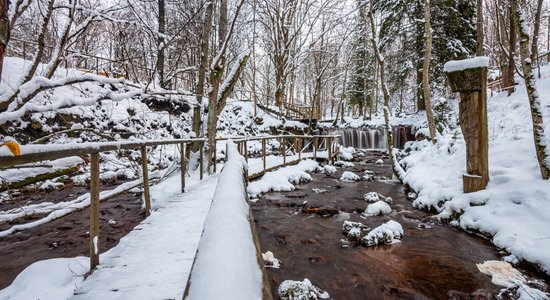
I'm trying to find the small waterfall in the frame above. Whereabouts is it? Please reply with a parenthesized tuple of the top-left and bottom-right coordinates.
(337, 126, 413, 149)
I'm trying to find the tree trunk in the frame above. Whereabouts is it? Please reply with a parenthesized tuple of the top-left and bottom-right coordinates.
(422, 0, 437, 142)
(512, 0, 550, 179)
(531, 0, 543, 70)
(158, 0, 166, 88)
(507, 5, 516, 95)
(367, 2, 399, 180)
(476, 0, 484, 55)
(193, 1, 214, 143)
(0, 0, 8, 83)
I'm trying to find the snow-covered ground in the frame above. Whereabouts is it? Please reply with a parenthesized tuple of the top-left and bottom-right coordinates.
(400, 65, 550, 274)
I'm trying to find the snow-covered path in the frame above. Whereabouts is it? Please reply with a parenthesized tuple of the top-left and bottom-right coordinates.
(70, 172, 217, 300)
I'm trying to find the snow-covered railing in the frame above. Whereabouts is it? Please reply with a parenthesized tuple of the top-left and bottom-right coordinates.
(184, 141, 272, 300)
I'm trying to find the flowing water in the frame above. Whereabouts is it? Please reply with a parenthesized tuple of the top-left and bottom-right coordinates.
(251, 151, 548, 299)
(335, 126, 414, 150)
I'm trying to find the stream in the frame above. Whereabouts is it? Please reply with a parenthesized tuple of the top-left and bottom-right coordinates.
(251, 150, 548, 299)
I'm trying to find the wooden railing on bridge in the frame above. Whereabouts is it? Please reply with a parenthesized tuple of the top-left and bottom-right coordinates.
(0, 134, 339, 273)
(488, 51, 550, 97)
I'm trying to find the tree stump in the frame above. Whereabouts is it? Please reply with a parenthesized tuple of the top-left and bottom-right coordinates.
(445, 60, 489, 193)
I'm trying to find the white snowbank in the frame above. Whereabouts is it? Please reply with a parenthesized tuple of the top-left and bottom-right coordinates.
(186, 141, 263, 300)
(339, 171, 361, 182)
(363, 201, 392, 216)
(0, 257, 88, 300)
(362, 220, 403, 246)
(247, 160, 319, 197)
(443, 56, 489, 73)
(400, 64, 550, 274)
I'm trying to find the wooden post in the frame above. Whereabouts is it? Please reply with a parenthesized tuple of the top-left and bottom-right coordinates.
(282, 138, 286, 165)
(95, 57, 99, 73)
(313, 137, 318, 160)
(262, 139, 266, 174)
(213, 140, 217, 173)
(89, 152, 100, 271)
(328, 137, 332, 164)
(141, 146, 152, 216)
(180, 143, 186, 193)
(446, 61, 489, 193)
(298, 138, 302, 160)
(244, 140, 248, 162)
(225, 142, 229, 162)
(199, 142, 204, 180)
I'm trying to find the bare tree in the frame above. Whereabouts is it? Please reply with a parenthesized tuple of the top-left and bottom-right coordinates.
(0, 0, 8, 82)
(511, 0, 550, 179)
(422, 0, 437, 142)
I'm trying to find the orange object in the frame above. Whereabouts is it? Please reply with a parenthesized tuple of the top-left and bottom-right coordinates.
(2, 140, 21, 156)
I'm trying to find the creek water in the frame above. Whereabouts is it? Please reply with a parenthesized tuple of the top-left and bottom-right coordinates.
(251, 151, 535, 299)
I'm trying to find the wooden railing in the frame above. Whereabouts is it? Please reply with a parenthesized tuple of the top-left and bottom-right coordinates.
(488, 51, 550, 97)
(0, 134, 339, 273)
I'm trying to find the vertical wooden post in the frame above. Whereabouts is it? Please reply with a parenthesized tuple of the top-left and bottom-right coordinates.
(328, 137, 332, 164)
(244, 140, 249, 162)
(180, 143, 186, 193)
(313, 137, 318, 160)
(225, 141, 229, 162)
(298, 138, 302, 160)
(199, 141, 204, 180)
(445, 60, 489, 193)
(282, 138, 286, 165)
(262, 139, 267, 174)
(95, 57, 99, 73)
(89, 152, 100, 271)
(213, 140, 217, 173)
(141, 146, 152, 216)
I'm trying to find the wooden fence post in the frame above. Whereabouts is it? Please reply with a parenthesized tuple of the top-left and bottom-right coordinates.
(298, 138, 302, 160)
(89, 152, 100, 271)
(445, 60, 489, 193)
(328, 137, 332, 164)
(262, 139, 266, 174)
(244, 140, 249, 162)
(180, 143, 186, 193)
(199, 142, 204, 180)
(313, 137, 318, 160)
(213, 141, 217, 173)
(282, 138, 286, 165)
(141, 146, 152, 216)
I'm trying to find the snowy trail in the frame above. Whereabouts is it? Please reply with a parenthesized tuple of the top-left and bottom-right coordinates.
(70, 172, 218, 300)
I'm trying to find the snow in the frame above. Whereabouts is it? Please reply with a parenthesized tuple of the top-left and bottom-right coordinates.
(362, 220, 404, 246)
(334, 160, 354, 167)
(277, 278, 330, 300)
(443, 56, 489, 73)
(322, 164, 336, 175)
(400, 64, 550, 274)
(0, 257, 88, 300)
(0, 156, 82, 187)
(339, 171, 361, 182)
(69, 170, 218, 299)
(363, 201, 392, 216)
(338, 146, 355, 160)
(186, 141, 262, 300)
(247, 160, 319, 198)
(262, 251, 281, 269)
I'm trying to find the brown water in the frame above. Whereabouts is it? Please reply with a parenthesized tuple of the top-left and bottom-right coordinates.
(0, 184, 144, 289)
(252, 152, 513, 299)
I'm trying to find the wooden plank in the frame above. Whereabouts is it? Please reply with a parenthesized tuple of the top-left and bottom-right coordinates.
(141, 146, 152, 216)
(89, 152, 100, 271)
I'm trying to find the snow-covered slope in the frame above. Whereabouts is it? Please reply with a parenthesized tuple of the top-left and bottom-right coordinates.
(400, 64, 550, 274)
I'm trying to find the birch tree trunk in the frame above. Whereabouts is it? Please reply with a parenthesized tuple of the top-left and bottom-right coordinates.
(512, 0, 550, 179)
(367, 2, 400, 180)
(422, 0, 437, 142)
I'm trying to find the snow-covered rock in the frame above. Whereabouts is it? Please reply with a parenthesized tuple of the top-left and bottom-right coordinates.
(363, 201, 392, 216)
(262, 251, 281, 269)
(247, 160, 319, 198)
(361, 220, 403, 246)
(322, 165, 336, 175)
(278, 278, 330, 300)
(363, 192, 392, 204)
(334, 160, 354, 167)
(342, 220, 370, 240)
(338, 146, 355, 161)
(339, 171, 361, 182)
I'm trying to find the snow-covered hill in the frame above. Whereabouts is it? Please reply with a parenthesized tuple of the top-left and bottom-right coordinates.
(400, 64, 550, 274)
